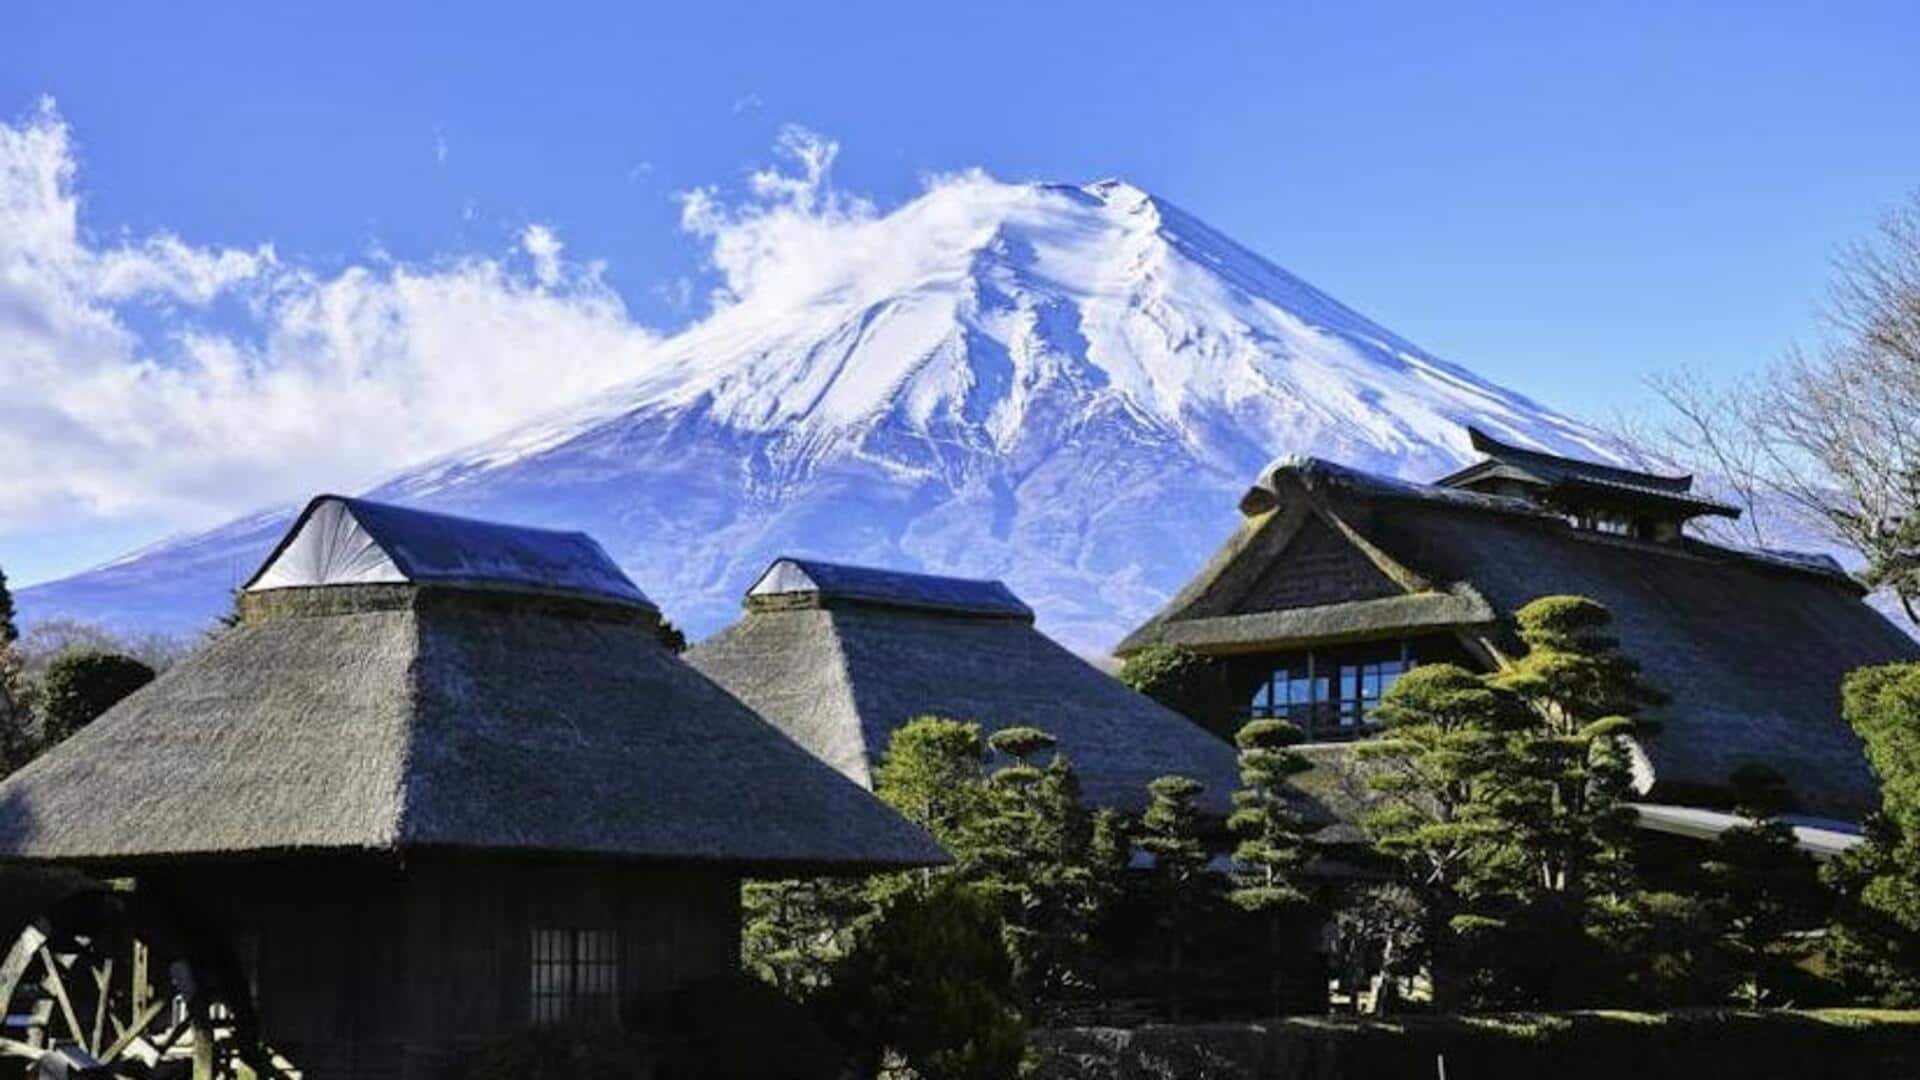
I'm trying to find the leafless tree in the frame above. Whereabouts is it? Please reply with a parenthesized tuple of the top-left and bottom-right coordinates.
(1627, 191, 1920, 626)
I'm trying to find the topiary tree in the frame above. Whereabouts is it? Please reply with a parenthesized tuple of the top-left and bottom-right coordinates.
(1825, 662, 1920, 1003)
(871, 716, 992, 861)
(742, 876, 872, 1000)
(39, 650, 155, 747)
(1226, 717, 1316, 1016)
(1359, 662, 1532, 1009)
(973, 726, 1109, 1014)
(1698, 765, 1828, 1006)
(1137, 774, 1210, 1020)
(1491, 596, 1664, 904)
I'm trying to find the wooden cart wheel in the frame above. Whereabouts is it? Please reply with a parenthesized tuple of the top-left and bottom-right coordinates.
(0, 889, 298, 1079)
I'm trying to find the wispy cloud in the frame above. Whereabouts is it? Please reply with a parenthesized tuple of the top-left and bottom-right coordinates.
(2, 104, 1007, 561)
(0, 99, 657, 541)
(731, 92, 763, 114)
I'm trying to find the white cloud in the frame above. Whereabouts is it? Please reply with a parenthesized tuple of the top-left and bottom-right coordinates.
(0, 100, 658, 540)
(520, 223, 563, 286)
(673, 124, 1016, 320)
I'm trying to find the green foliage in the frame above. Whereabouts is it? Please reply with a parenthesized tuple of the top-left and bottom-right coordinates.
(1137, 774, 1212, 1020)
(0, 566, 17, 644)
(819, 879, 1028, 1080)
(1585, 889, 1723, 1008)
(1117, 645, 1234, 737)
(1227, 718, 1316, 1016)
(974, 727, 1112, 1014)
(749, 716, 1123, 1070)
(38, 650, 154, 746)
(742, 877, 870, 999)
(1700, 816, 1827, 1006)
(872, 715, 992, 852)
(1826, 663, 1920, 1004)
(1491, 595, 1662, 903)
(1327, 883, 1426, 1014)
(1359, 662, 1531, 1008)
(1031, 1010, 1920, 1080)
(0, 640, 37, 778)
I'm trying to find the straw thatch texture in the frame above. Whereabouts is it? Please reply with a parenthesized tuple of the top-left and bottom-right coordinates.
(1125, 456, 1920, 821)
(690, 593, 1243, 815)
(0, 587, 943, 873)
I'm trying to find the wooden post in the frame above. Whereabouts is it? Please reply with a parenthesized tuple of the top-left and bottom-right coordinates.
(192, 1018, 216, 1080)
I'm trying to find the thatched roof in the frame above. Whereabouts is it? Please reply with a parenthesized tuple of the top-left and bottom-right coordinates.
(689, 559, 1243, 815)
(0, 505, 943, 874)
(1124, 455, 1920, 822)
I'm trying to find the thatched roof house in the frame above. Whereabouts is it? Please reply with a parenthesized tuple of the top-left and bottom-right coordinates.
(688, 558, 1242, 815)
(0, 495, 940, 871)
(1119, 431, 1920, 825)
(0, 496, 940, 1078)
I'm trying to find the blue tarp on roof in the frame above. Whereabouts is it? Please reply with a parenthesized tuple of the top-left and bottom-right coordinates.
(245, 495, 654, 609)
(749, 557, 1033, 619)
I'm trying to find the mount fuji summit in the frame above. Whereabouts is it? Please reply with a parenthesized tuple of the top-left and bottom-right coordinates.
(23, 176, 1613, 653)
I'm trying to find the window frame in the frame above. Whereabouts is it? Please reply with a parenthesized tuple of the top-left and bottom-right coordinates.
(1247, 641, 1414, 741)
(530, 926, 621, 1025)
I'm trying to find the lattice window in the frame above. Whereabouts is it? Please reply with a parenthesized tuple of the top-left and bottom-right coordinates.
(530, 927, 621, 1024)
(1249, 644, 1414, 741)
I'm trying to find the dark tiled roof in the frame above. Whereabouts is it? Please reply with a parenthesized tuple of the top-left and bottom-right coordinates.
(244, 494, 654, 610)
(1440, 427, 1740, 518)
(745, 557, 1033, 620)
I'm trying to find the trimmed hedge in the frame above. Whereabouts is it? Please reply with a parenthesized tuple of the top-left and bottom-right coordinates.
(1032, 1010, 1920, 1080)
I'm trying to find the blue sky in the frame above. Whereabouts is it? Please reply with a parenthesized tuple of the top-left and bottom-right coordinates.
(3, 0, 1918, 585)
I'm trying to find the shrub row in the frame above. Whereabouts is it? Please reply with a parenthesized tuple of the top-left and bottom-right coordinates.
(1031, 1010, 1920, 1080)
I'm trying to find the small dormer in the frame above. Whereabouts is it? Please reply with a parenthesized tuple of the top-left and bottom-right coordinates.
(1437, 427, 1740, 542)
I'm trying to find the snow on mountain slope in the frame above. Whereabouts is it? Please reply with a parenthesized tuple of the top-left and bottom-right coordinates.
(22, 176, 1615, 653)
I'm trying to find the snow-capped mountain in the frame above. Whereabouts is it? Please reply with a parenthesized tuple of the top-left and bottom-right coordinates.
(22, 177, 1613, 653)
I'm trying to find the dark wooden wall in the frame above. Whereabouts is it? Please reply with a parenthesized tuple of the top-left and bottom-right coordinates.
(161, 854, 741, 1080)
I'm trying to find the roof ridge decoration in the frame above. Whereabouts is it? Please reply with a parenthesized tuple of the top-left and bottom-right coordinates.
(1438, 426, 1741, 520)
(745, 557, 1034, 621)
(244, 494, 655, 611)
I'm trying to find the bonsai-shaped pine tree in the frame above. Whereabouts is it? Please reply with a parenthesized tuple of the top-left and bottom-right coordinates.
(1137, 774, 1209, 1021)
(974, 725, 1106, 1013)
(742, 875, 873, 1000)
(1358, 663, 1532, 1010)
(1490, 596, 1664, 903)
(871, 715, 993, 864)
(1699, 764, 1826, 1006)
(1227, 717, 1316, 1016)
(1825, 663, 1920, 1004)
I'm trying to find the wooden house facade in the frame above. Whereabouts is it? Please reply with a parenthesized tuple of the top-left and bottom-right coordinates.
(1117, 428, 1920, 832)
(0, 497, 942, 1079)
